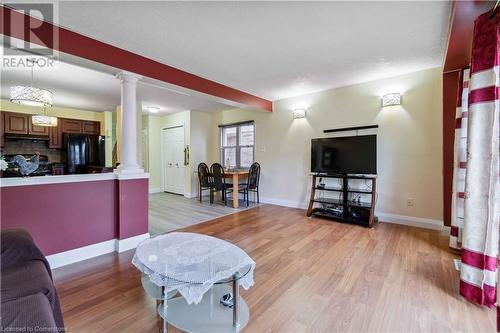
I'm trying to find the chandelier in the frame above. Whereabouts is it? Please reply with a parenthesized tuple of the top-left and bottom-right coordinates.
(32, 112, 57, 127)
(10, 58, 57, 127)
(10, 85, 53, 107)
(10, 58, 54, 108)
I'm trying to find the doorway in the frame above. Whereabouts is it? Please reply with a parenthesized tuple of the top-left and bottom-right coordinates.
(161, 126, 185, 195)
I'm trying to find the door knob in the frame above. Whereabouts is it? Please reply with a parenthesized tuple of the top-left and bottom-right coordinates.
(168, 163, 172, 166)
(176, 163, 179, 167)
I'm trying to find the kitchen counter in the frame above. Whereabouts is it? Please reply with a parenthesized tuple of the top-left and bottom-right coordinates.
(1, 171, 150, 269)
(0, 172, 149, 187)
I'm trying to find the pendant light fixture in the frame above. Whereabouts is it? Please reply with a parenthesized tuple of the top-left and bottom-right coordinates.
(32, 107, 58, 127)
(10, 58, 57, 127)
(10, 59, 54, 108)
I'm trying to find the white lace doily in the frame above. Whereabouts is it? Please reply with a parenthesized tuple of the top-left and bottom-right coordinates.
(132, 232, 256, 304)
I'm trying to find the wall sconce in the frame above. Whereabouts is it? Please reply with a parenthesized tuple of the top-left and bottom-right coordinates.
(293, 108, 306, 119)
(382, 93, 401, 107)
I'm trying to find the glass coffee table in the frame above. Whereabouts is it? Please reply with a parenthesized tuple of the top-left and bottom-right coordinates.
(133, 232, 256, 333)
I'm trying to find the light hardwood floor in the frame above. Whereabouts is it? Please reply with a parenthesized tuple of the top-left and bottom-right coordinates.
(149, 192, 258, 235)
(53, 205, 495, 332)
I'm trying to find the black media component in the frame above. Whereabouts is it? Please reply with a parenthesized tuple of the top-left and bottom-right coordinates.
(311, 135, 377, 175)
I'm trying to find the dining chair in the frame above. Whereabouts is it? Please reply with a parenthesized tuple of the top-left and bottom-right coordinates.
(210, 163, 233, 206)
(239, 162, 261, 207)
(197, 163, 211, 202)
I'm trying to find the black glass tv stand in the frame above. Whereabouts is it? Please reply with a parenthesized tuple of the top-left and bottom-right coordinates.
(306, 173, 377, 227)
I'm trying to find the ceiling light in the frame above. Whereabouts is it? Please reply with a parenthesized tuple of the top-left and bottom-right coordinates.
(146, 106, 160, 113)
(293, 108, 306, 119)
(32, 115, 58, 127)
(10, 59, 54, 108)
(382, 93, 401, 107)
(10, 85, 53, 107)
(32, 107, 57, 127)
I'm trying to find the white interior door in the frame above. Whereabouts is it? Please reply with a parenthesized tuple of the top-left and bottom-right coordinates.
(162, 126, 185, 195)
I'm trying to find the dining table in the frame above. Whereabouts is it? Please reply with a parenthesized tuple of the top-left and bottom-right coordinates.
(223, 169, 248, 208)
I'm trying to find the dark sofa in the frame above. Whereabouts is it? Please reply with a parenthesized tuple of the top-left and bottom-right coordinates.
(1, 229, 65, 331)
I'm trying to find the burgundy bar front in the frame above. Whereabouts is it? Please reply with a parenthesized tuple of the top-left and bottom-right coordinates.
(0, 178, 148, 256)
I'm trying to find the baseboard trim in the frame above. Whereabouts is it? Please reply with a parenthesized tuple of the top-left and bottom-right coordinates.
(260, 197, 443, 231)
(377, 213, 443, 230)
(149, 188, 162, 194)
(116, 233, 150, 253)
(47, 239, 116, 269)
(260, 196, 307, 209)
(47, 233, 151, 269)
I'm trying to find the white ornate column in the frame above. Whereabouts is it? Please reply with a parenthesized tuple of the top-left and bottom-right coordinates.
(116, 71, 143, 174)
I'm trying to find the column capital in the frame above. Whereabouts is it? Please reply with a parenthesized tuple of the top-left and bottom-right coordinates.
(116, 71, 142, 84)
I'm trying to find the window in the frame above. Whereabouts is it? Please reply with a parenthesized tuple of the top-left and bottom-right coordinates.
(220, 121, 255, 169)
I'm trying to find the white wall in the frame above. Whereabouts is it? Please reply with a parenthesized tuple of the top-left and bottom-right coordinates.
(189, 111, 219, 197)
(213, 67, 443, 223)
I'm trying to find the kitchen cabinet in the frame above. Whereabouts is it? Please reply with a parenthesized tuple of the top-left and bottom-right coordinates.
(28, 121, 49, 136)
(61, 119, 82, 133)
(82, 121, 100, 135)
(4, 112, 29, 135)
(61, 119, 100, 135)
(2, 112, 101, 149)
(4, 112, 51, 136)
(48, 123, 62, 148)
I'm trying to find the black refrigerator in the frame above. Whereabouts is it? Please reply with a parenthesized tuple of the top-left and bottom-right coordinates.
(64, 134, 106, 174)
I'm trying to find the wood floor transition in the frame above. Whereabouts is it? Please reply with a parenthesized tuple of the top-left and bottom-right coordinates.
(53, 205, 495, 332)
(149, 192, 258, 235)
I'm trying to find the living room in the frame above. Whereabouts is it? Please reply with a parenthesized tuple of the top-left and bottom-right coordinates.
(1, 1, 498, 332)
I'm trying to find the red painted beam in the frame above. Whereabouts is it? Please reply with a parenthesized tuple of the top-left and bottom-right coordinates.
(0, 5, 273, 112)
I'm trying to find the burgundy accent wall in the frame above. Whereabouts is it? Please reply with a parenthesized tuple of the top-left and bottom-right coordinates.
(117, 179, 148, 240)
(442, 71, 461, 227)
(0, 178, 148, 256)
(1, 180, 117, 255)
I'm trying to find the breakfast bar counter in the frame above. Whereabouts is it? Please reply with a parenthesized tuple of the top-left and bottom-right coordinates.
(0, 173, 118, 187)
(0, 172, 150, 268)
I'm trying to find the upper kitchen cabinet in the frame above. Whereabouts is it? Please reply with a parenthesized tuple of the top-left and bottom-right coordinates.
(4, 112, 49, 136)
(61, 119, 100, 135)
(61, 119, 82, 133)
(4, 112, 29, 135)
(28, 121, 49, 136)
(82, 121, 100, 135)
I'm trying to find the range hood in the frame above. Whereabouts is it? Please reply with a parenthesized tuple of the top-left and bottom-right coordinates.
(4, 134, 50, 141)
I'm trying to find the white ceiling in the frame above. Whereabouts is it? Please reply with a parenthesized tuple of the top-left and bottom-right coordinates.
(55, 1, 451, 101)
(1, 59, 232, 114)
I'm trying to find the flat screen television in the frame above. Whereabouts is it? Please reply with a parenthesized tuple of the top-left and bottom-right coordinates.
(311, 135, 377, 175)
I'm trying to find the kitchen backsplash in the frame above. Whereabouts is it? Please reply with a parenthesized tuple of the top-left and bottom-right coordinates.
(3, 139, 62, 162)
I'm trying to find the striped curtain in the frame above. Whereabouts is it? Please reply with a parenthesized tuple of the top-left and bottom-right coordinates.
(450, 68, 469, 251)
(459, 10, 499, 309)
